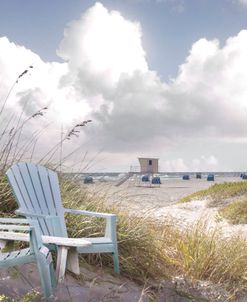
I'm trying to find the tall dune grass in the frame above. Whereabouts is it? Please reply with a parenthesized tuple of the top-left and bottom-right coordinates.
(0, 170, 247, 299)
(59, 177, 247, 298)
(179, 181, 247, 204)
(3, 172, 247, 298)
(220, 199, 247, 224)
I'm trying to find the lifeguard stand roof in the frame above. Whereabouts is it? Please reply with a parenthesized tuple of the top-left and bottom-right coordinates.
(138, 157, 159, 174)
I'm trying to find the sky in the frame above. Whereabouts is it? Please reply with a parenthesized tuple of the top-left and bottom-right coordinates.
(1, 0, 247, 172)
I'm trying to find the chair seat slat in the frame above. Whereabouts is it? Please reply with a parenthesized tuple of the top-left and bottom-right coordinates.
(0, 225, 29, 231)
(0, 248, 31, 261)
(0, 218, 29, 224)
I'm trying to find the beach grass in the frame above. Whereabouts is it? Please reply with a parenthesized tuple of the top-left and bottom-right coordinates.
(219, 199, 247, 224)
(0, 174, 17, 215)
(60, 177, 167, 281)
(165, 221, 247, 286)
(179, 181, 247, 204)
(61, 177, 247, 298)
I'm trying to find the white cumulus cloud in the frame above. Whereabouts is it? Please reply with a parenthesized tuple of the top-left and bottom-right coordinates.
(57, 2, 148, 91)
(239, 0, 247, 6)
(1, 2, 247, 171)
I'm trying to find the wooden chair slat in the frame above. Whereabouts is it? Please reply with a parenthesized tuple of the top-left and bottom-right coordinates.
(0, 218, 28, 224)
(0, 225, 30, 231)
(17, 163, 51, 235)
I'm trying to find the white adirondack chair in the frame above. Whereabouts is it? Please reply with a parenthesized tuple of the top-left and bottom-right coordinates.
(0, 218, 56, 298)
(6, 163, 120, 277)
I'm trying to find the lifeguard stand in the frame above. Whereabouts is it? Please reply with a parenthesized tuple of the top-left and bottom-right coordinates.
(137, 158, 160, 187)
(115, 158, 160, 187)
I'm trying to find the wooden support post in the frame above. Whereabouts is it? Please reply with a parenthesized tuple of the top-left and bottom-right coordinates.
(66, 247, 80, 275)
(0, 240, 7, 251)
(56, 246, 69, 282)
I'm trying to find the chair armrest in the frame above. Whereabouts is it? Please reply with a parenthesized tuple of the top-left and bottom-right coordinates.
(42, 235, 92, 247)
(64, 208, 117, 241)
(0, 232, 92, 247)
(63, 208, 116, 218)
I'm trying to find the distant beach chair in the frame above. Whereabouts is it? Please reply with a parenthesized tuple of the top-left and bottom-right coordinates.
(142, 175, 149, 182)
(6, 163, 120, 279)
(152, 176, 161, 184)
(84, 176, 93, 184)
(182, 175, 190, 180)
(196, 173, 202, 179)
(242, 174, 247, 180)
(0, 218, 56, 298)
(207, 174, 214, 181)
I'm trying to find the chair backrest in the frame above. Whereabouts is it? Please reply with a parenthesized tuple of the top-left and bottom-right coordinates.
(6, 163, 67, 237)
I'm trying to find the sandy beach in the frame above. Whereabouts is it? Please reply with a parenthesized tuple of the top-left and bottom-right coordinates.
(83, 175, 247, 238)
(83, 175, 240, 209)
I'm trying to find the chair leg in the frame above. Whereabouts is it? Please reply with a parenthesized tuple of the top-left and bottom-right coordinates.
(49, 261, 57, 289)
(67, 248, 80, 275)
(112, 249, 120, 274)
(36, 258, 54, 298)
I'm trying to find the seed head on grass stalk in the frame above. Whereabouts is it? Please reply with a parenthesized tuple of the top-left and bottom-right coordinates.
(66, 120, 92, 140)
(0, 66, 43, 170)
(0, 66, 33, 117)
(0, 107, 48, 170)
(39, 119, 92, 166)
